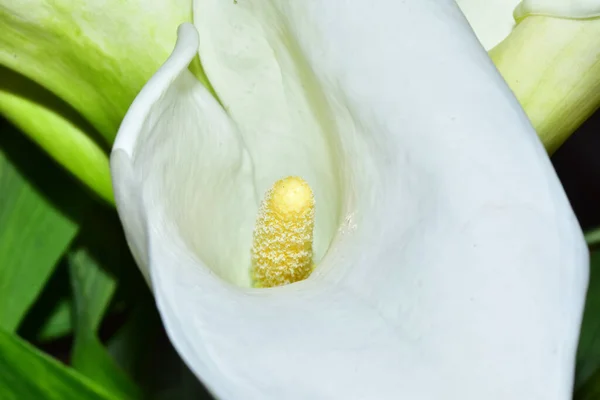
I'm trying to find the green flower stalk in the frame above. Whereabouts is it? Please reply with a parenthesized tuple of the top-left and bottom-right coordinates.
(458, 0, 600, 154)
(491, 13, 600, 154)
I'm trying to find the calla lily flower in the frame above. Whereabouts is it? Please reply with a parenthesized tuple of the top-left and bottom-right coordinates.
(111, 0, 588, 399)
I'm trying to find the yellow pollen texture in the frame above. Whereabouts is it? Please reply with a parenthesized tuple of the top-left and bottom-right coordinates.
(251, 176, 315, 288)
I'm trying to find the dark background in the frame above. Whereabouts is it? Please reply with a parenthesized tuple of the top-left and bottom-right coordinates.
(553, 110, 600, 232)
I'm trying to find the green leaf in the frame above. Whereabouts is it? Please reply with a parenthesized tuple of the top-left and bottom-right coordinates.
(154, 363, 214, 400)
(0, 67, 113, 203)
(68, 210, 143, 399)
(0, 119, 86, 332)
(0, 0, 201, 142)
(37, 299, 72, 341)
(576, 368, 600, 400)
(105, 265, 213, 399)
(108, 300, 213, 400)
(0, 328, 116, 400)
(575, 251, 600, 394)
(69, 247, 117, 333)
(586, 227, 600, 248)
(18, 263, 73, 342)
(71, 333, 141, 400)
(107, 294, 160, 385)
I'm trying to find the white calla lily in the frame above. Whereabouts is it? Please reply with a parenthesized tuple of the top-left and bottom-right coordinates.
(111, 0, 588, 398)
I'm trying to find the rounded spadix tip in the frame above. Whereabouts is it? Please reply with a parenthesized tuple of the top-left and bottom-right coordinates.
(270, 176, 314, 216)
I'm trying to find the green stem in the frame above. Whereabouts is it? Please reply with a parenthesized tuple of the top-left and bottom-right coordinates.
(490, 16, 600, 154)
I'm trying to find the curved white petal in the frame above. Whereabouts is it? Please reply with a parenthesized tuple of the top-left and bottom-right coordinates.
(112, 1, 589, 399)
(456, 0, 520, 50)
(112, 24, 257, 286)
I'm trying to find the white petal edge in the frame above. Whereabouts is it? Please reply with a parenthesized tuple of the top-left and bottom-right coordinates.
(455, 0, 521, 50)
(111, 23, 201, 283)
(112, 21, 258, 287)
(113, 23, 200, 156)
(112, 2, 590, 399)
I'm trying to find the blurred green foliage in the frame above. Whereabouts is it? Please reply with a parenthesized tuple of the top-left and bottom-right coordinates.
(0, 118, 213, 399)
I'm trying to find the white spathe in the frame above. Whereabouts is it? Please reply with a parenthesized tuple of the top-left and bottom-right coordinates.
(111, 1, 588, 399)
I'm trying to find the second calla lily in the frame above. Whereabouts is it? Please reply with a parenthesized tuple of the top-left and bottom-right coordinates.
(111, 0, 588, 399)
(458, 0, 600, 152)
